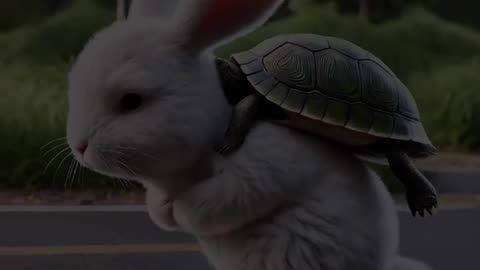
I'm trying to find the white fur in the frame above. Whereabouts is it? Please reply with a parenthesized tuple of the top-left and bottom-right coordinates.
(158, 121, 432, 270)
(140, 120, 434, 270)
(66, 0, 433, 269)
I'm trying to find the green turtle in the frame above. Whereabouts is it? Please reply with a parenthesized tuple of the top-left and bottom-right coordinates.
(215, 33, 438, 217)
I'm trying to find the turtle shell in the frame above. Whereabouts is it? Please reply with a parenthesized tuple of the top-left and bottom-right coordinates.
(230, 33, 435, 156)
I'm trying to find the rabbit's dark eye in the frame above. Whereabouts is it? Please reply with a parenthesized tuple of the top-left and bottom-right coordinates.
(120, 93, 143, 111)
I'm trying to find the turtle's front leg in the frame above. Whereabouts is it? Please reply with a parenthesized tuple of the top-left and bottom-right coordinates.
(216, 94, 263, 155)
(386, 151, 438, 217)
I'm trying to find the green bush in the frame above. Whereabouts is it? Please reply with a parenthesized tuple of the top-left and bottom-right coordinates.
(408, 59, 480, 150)
(423, 0, 480, 32)
(0, 0, 70, 32)
(1, 0, 115, 65)
(267, 0, 295, 23)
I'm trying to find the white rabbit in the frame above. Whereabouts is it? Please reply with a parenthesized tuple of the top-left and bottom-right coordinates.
(66, 0, 433, 269)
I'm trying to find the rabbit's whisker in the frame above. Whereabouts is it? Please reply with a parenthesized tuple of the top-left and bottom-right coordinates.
(98, 150, 120, 189)
(51, 152, 72, 187)
(43, 142, 68, 157)
(71, 160, 82, 189)
(41, 137, 67, 150)
(114, 146, 163, 161)
(115, 154, 139, 178)
(64, 157, 77, 189)
(43, 147, 71, 175)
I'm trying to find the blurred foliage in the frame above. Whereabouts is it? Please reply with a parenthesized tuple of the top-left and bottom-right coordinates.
(0, 0, 479, 190)
(423, 0, 480, 32)
(267, 0, 295, 23)
(310, 0, 480, 28)
(0, 0, 118, 32)
(408, 59, 480, 151)
(0, 0, 115, 65)
(0, 0, 70, 31)
(332, 0, 417, 23)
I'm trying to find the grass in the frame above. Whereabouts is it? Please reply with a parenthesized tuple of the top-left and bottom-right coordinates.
(1, 0, 479, 190)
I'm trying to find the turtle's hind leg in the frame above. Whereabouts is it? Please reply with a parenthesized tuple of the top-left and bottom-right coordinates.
(216, 94, 263, 155)
(386, 151, 438, 217)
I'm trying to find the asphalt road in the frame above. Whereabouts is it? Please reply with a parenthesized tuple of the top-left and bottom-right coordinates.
(0, 207, 478, 270)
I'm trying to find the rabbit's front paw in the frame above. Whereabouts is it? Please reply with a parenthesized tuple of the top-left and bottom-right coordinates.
(172, 177, 247, 237)
(147, 200, 181, 232)
(145, 187, 182, 232)
(172, 190, 228, 237)
(172, 196, 207, 235)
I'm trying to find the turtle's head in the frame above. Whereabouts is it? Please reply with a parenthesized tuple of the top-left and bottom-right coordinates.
(66, 0, 284, 191)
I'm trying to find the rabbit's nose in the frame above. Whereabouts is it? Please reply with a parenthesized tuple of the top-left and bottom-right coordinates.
(77, 142, 88, 155)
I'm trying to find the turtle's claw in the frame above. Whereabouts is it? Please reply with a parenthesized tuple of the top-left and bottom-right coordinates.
(406, 191, 437, 218)
(215, 133, 245, 156)
(215, 145, 232, 155)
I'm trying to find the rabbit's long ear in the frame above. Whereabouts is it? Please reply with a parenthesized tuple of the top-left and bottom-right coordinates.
(128, 0, 180, 20)
(175, 0, 284, 53)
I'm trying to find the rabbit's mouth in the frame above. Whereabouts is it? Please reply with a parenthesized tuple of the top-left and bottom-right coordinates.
(73, 143, 140, 182)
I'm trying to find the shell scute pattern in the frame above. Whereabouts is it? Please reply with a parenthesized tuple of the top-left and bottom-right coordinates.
(327, 36, 395, 76)
(369, 112, 395, 137)
(323, 99, 350, 126)
(327, 36, 370, 60)
(396, 78, 420, 120)
(359, 60, 399, 112)
(263, 43, 316, 90)
(232, 34, 431, 147)
(301, 92, 328, 120)
(315, 49, 361, 102)
(346, 104, 374, 132)
(265, 83, 290, 104)
(281, 89, 308, 113)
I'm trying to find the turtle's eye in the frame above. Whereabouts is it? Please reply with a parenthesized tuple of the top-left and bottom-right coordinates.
(120, 93, 143, 112)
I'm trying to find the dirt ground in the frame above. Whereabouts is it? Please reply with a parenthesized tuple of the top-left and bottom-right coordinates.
(0, 189, 146, 206)
(415, 151, 480, 169)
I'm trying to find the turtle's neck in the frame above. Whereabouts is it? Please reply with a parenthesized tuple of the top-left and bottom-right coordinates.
(215, 57, 256, 105)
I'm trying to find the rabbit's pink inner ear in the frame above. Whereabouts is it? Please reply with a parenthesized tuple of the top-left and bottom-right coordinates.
(185, 0, 281, 50)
